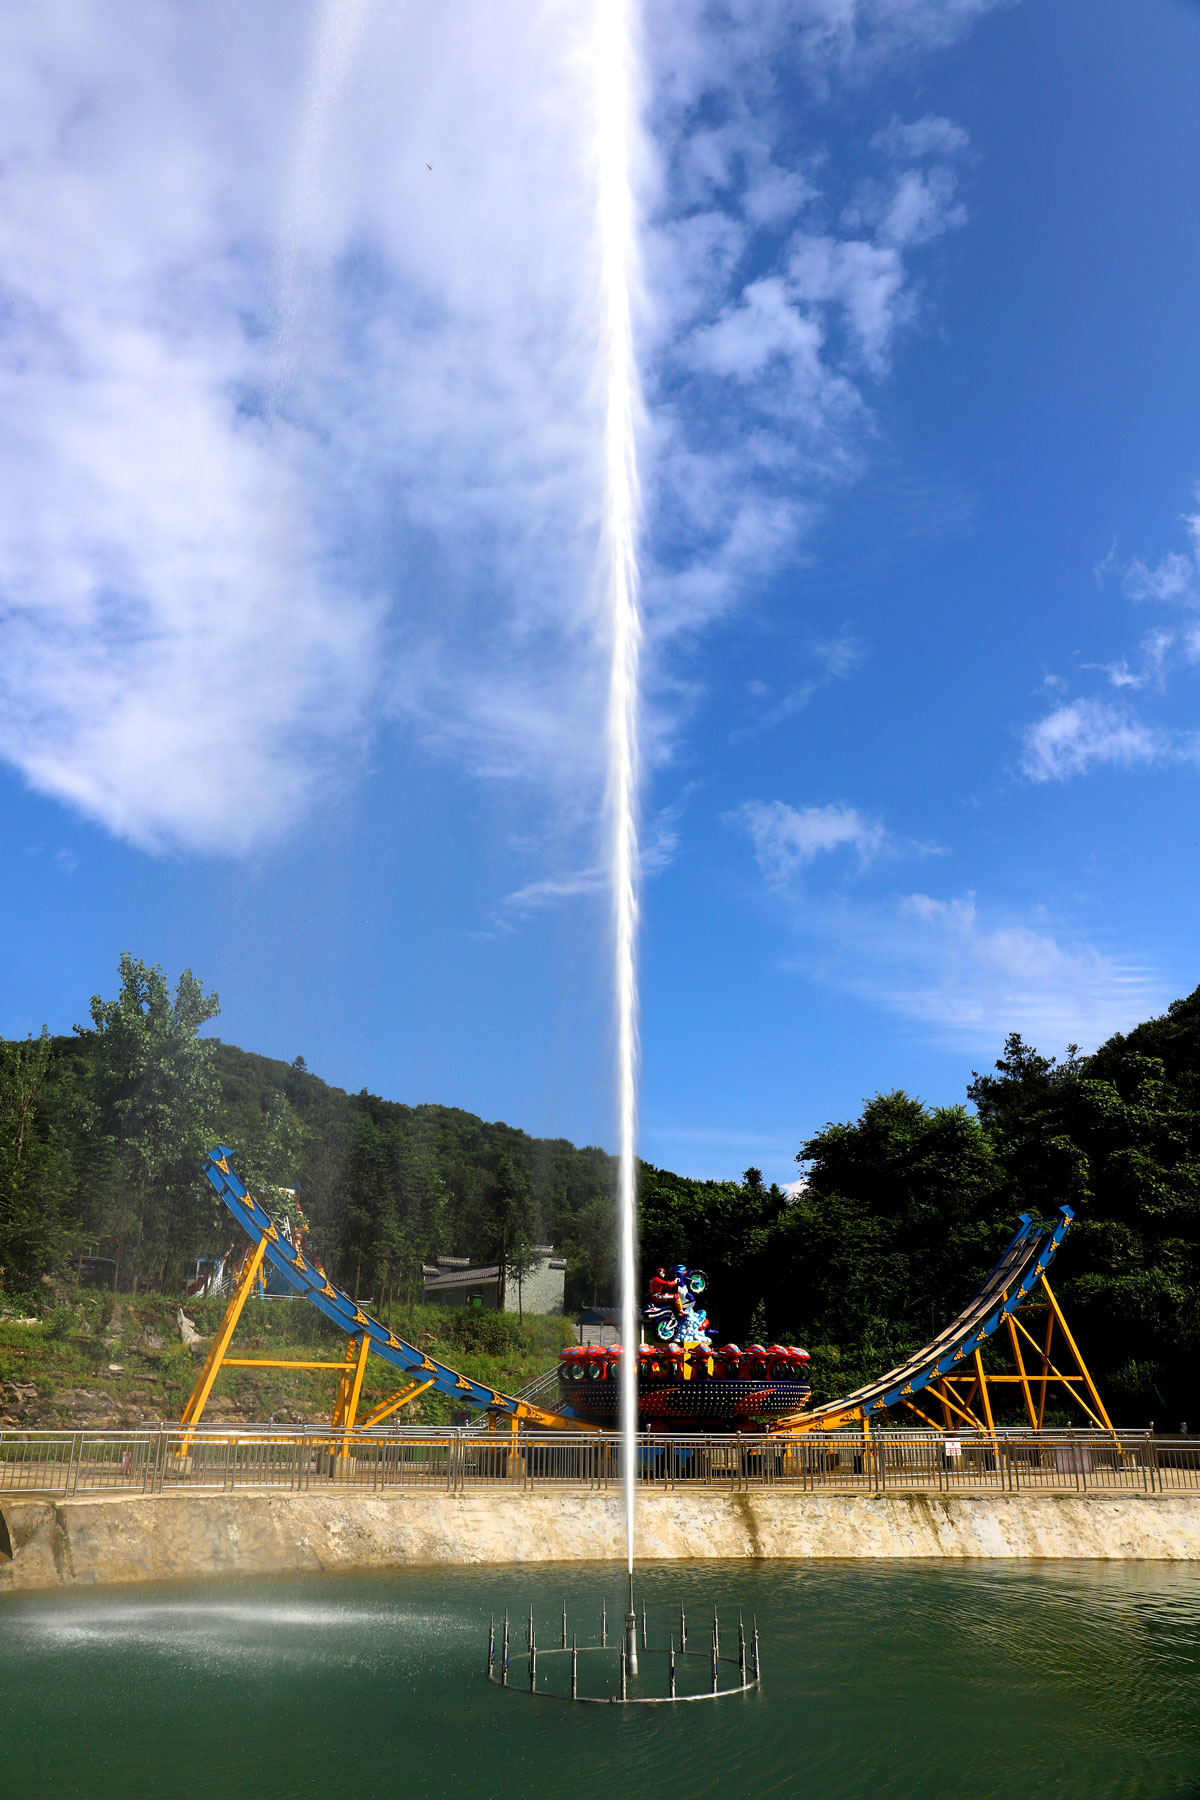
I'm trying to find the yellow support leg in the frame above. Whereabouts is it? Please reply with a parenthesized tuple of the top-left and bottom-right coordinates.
(331, 1333, 372, 1450)
(973, 1347, 999, 1452)
(179, 1237, 267, 1434)
(1009, 1305, 1113, 1433)
(1040, 1276, 1115, 1434)
(1006, 1312, 1039, 1430)
(360, 1378, 435, 1430)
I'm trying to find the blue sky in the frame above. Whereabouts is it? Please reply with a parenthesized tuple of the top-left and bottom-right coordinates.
(3, 0, 1200, 1191)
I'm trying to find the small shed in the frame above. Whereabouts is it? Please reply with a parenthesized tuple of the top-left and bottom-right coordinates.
(576, 1306, 622, 1346)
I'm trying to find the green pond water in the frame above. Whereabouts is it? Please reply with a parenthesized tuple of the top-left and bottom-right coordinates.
(3, 1560, 1200, 1799)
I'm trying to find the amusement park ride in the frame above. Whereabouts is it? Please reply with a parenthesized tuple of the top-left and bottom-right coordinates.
(185, 1147, 1114, 1441)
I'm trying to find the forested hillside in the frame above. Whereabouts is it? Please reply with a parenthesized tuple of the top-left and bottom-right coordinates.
(0, 955, 621, 1313)
(2, 954, 1199, 1426)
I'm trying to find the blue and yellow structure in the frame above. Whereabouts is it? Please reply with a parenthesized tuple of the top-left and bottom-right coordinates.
(181, 1147, 591, 1438)
(767, 1208, 1114, 1437)
(184, 1148, 1112, 1438)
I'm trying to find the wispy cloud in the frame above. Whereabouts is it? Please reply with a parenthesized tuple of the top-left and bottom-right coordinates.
(644, 79, 976, 648)
(1020, 699, 1167, 783)
(729, 788, 1162, 1050)
(732, 630, 864, 739)
(1123, 487, 1200, 606)
(800, 890, 1163, 1052)
(496, 784, 698, 928)
(1021, 486, 1200, 786)
(732, 799, 887, 885)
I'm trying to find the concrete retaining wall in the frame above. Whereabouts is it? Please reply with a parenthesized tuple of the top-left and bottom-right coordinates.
(3, 1489, 1200, 1591)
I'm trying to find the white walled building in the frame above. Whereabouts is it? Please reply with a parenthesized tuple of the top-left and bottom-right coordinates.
(421, 1247, 566, 1315)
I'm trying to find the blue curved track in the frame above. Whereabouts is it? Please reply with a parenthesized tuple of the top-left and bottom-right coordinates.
(771, 1207, 1074, 1431)
(203, 1145, 565, 1425)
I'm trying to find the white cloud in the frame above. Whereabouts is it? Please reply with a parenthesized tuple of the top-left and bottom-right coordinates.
(1085, 625, 1176, 693)
(733, 799, 886, 884)
(731, 630, 864, 738)
(799, 890, 1163, 1052)
(1023, 487, 1200, 791)
(1123, 490, 1200, 606)
(640, 67, 973, 682)
(0, 2, 615, 852)
(497, 784, 696, 925)
(1020, 699, 1165, 783)
(873, 114, 970, 161)
(0, 0, 998, 861)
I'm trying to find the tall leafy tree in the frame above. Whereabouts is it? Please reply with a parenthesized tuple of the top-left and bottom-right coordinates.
(488, 1153, 537, 1316)
(0, 1030, 77, 1291)
(771, 1093, 1009, 1393)
(83, 954, 221, 1290)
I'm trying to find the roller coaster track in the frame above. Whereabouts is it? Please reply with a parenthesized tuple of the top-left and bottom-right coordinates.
(201, 1147, 587, 1431)
(768, 1206, 1076, 1434)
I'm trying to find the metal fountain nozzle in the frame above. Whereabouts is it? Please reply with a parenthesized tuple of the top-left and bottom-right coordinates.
(625, 1570, 639, 1675)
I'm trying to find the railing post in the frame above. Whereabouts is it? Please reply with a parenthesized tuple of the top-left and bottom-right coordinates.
(1149, 1430, 1160, 1495)
(143, 1432, 153, 1495)
(66, 1431, 81, 1498)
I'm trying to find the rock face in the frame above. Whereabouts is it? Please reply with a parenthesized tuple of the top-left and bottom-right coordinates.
(1, 1490, 1199, 1592)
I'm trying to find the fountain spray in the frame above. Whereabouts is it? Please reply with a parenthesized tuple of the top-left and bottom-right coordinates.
(593, 0, 643, 1587)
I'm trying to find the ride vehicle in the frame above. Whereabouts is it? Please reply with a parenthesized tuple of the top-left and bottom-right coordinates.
(558, 1264, 812, 1428)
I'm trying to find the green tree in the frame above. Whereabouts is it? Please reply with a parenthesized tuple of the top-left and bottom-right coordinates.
(0, 1030, 77, 1290)
(638, 1163, 787, 1342)
(768, 1092, 1009, 1394)
(969, 1015, 1200, 1424)
(83, 954, 221, 1290)
(489, 1153, 537, 1318)
(561, 1188, 616, 1306)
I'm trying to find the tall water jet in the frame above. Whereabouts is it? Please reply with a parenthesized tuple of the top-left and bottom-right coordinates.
(592, 0, 643, 1581)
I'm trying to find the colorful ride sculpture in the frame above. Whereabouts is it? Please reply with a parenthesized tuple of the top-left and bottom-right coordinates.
(558, 1264, 813, 1428)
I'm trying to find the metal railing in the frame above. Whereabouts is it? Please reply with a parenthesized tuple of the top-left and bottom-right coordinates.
(510, 1366, 564, 1410)
(3, 1426, 1199, 1500)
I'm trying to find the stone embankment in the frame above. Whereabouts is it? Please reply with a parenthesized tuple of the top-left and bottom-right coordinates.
(2, 1489, 1199, 1592)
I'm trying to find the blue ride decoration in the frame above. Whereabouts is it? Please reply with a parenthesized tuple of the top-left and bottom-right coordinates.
(643, 1265, 713, 1346)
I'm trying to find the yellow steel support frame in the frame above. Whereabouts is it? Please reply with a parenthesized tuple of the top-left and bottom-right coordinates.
(180, 1242, 434, 1442)
(506, 1412, 524, 1481)
(926, 1276, 1114, 1437)
(775, 1267, 1112, 1436)
(180, 1237, 268, 1431)
(331, 1333, 372, 1448)
(359, 1379, 435, 1430)
(1006, 1311, 1039, 1430)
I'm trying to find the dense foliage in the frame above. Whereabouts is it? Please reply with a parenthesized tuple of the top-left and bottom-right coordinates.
(3, 955, 1199, 1426)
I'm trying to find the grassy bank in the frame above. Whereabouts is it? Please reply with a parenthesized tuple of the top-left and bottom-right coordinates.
(0, 1290, 572, 1429)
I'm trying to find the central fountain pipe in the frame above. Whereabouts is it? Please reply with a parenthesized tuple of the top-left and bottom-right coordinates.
(594, 0, 643, 1588)
(624, 1569, 639, 1676)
